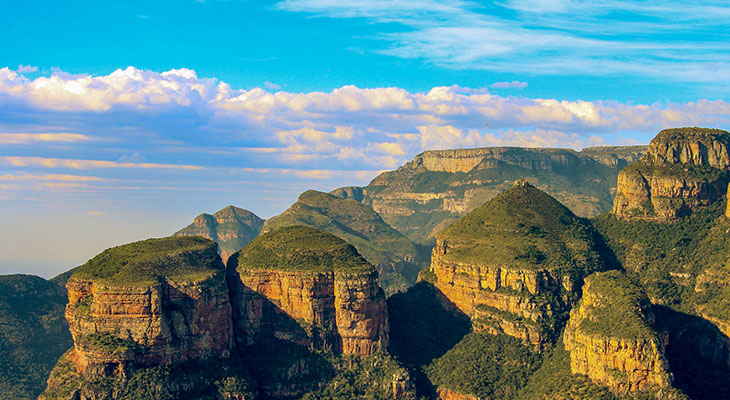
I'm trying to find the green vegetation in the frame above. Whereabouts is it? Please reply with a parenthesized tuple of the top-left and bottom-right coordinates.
(517, 340, 617, 400)
(439, 181, 608, 275)
(621, 159, 729, 181)
(41, 351, 257, 400)
(78, 333, 143, 357)
(0, 274, 72, 400)
(236, 225, 373, 273)
(426, 333, 540, 400)
(577, 271, 656, 340)
(301, 353, 410, 400)
(592, 199, 726, 306)
(72, 236, 221, 286)
(263, 190, 425, 294)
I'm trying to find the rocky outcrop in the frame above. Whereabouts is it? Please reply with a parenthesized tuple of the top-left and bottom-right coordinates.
(436, 388, 478, 400)
(174, 205, 264, 262)
(229, 225, 389, 356)
(430, 181, 607, 348)
(263, 190, 425, 296)
(613, 128, 730, 221)
(59, 237, 233, 379)
(563, 271, 673, 396)
(337, 145, 646, 244)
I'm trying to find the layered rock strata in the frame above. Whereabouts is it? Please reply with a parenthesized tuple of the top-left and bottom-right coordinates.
(174, 205, 264, 262)
(563, 271, 673, 396)
(229, 225, 389, 355)
(62, 237, 233, 379)
(430, 180, 607, 348)
(613, 127, 730, 221)
(334, 145, 646, 244)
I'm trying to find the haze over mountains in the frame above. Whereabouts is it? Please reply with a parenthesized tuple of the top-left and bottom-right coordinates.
(8, 127, 730, 399)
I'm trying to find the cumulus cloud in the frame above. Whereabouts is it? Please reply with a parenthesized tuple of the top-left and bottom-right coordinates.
(1, 66, 729, 177)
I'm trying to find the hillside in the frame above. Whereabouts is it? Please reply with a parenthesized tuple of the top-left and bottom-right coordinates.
(263, 190, 426, 295)
(0, 275, 72, 400)
(333, 145, 646, 244)
(174, 205, 264, 262)
(430, 180, 610, 348)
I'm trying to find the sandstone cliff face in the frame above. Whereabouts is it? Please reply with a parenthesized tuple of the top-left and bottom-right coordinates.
(174, 205, 264, 262)
(62, 237, 233, 379)
(230, 226, 389, 356)
(613, 128, 730, 221)
(563, 271, 672, 396)
(231, 269, 387, 355)
(429, 181, 607, 348)
(431, 239, 574, 347)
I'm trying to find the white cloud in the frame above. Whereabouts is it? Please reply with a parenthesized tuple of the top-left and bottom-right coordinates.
(17, 64, 38, 73)
(1, 66, 729, 174)
(490, 81, 528, 89)
(0, 156, 202, 170)
(276, 0, 730, 84)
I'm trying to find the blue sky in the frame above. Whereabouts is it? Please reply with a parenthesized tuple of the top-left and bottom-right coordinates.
(2, 0, 730, 277)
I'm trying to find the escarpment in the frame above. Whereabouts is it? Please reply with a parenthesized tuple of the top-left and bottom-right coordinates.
(174, 205, 264, 262)
(334, 145, 646, 244)
(430, 180, 608, 348)
(563, 270, 673, 396)
(62, 237, 233, 378)
(613, 128, 730, 221)
(229, 225, 389, 356)
(262, 190, 425, 296)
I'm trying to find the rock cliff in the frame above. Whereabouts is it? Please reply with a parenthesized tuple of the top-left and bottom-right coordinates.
(263, 190, 425, 296)
(430, 180, 608, 348)
(174, 205, 264, 262)
(334, 145, 646, 244)
(228, 225, 389, 356)
(563, 270, 673, 396)
(613, 128, 730, 221)
(56, 237, 233, 380)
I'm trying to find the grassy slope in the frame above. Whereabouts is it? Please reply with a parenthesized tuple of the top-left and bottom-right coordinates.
(264, 190, 420, 267)
(235, 225, 373, 273)
(72, 236, 221, 286)
(438, 182, 607, 274)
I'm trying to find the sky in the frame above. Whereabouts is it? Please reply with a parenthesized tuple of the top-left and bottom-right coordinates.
(2, 0, 730, 277)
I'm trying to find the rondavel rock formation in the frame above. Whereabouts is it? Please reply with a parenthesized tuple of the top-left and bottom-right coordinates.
(174, 205, 264, 263)
(262, 190, 426, 296)
(563, 270, 673, 396)
(42, 237, 234, 398)
(41, 230, 393, 399)
(228, 225, 389, 355)
(613, 127, 730, 221)
(428, 180, 608, 348)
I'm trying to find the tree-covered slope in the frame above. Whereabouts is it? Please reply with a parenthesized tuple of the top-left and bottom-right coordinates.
(0, 274, 72, 399)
